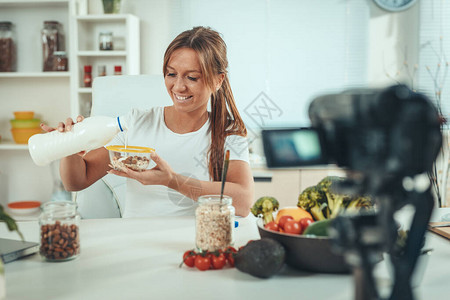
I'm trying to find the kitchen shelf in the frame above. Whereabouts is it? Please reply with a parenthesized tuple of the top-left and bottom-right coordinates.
(78, 87, 92, 93)
(0, 72, 70, 78)
(71, 13, 140, 117)
(0, 140, 29, 150)
(77, 51, 127, 57)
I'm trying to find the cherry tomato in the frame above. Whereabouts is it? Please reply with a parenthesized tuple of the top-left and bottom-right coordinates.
(284, 218, 302, 235)
(182, 250, 197, 268)
(278, 215, 294, 230)
(211, 253, 227, 270)
(299, 218, 314, 233)
(264, 221, 279, 232)
(195, 255, 211, 271)
(224, 246, 237, 267)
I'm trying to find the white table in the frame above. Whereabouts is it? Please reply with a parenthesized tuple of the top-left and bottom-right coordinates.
(1, 215, 449, 300)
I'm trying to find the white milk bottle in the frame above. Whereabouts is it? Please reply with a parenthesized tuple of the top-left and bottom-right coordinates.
(28, 116, 127, 166)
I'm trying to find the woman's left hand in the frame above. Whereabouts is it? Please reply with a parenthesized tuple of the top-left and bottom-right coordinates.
(108, 152, 174, 186)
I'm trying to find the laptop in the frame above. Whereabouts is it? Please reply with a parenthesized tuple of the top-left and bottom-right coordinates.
(0, 238, 39, 263)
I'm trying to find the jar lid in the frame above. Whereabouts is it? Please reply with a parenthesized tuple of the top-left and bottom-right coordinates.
(106, 145, 155, 153)
(53, 51, 67, 56)
(114, 65, 122, 72)
(0, 21, 12, 27)
(84, 65, 92, 72)
(44, 20, 60, 25)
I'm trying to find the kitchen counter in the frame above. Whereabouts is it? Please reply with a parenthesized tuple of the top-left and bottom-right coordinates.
(1, 215, 449, 300)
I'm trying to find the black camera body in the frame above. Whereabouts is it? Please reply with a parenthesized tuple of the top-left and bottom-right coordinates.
(262, 85, 443, 300)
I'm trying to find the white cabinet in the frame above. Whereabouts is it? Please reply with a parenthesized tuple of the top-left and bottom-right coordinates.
(0, 0, 74, 205)
(70, 14, 140, 117)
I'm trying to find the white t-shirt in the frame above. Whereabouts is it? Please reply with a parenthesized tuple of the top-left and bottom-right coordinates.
(109, 107, 250, 218)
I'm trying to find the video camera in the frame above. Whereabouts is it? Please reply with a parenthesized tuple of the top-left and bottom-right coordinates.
(262, 85, 442, 300)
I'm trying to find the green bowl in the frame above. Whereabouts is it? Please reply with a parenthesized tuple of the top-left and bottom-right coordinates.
(10, 118, 41, 129)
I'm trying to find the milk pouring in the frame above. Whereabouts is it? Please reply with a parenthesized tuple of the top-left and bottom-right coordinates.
(28, 116, 127, 166)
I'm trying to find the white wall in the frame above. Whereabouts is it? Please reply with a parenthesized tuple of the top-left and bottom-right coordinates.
(86, 0, 421, 88)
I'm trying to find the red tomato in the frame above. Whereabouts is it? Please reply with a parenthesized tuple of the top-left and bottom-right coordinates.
(284, 219, 302, 235)
(224, 246, 237, 267)
(299, 218, 314, 233)
(278, 215, 294, 230)
(182, 250, 197, 268)
(211, 253, 227, 270)
(195, 255, 211, 271)
(264, 221, 280, 232)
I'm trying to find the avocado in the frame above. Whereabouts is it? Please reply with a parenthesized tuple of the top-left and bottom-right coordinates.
(303, 219, 332, 237)
(234, 238, 286, 278)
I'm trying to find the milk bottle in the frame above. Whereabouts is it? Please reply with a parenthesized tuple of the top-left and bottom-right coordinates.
(28, 116, 127, 166)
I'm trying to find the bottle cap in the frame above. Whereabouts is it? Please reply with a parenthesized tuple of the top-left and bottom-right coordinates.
(84, 65, 92, 72)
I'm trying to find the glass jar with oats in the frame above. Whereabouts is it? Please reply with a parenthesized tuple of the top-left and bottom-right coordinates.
(195, 195, 235, 252)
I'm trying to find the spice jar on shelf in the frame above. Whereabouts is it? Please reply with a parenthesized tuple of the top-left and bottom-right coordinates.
(52, 51, 68, 71)
(84, 65, 92, 87)
(42, 21, 64, 72)
(39, 201, 81, 262)
(0, 21, 16, 72)
(114, 65, 122, 75)
(98, 65, 106, 76)
(99, 31, 113, 50)
(195, 195, 235, 252)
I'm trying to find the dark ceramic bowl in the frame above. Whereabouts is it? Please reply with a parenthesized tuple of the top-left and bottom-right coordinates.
(257, 219, 350, 274)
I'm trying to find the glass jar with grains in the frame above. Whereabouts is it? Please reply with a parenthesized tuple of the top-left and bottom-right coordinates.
(39, 201, 81, 262)
(195, 195, 235, 252)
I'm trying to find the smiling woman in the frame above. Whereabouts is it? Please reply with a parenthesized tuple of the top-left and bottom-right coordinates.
(47, 26, 254, 218)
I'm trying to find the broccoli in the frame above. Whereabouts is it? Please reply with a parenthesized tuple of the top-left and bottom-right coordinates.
(345, 196, 374, 213)
(251, 196, 279, 225)
(317, 176, 350, 218)
(298, 176, 375, 220)
(297, 186, 328, 221)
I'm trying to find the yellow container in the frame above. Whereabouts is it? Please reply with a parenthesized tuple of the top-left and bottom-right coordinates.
(10, 118, 41, 129)
(11, 127, 42, 144)
(13, 111, 34, 120)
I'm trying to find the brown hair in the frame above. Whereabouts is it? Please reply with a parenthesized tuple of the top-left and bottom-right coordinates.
(163, 26, 247, 181)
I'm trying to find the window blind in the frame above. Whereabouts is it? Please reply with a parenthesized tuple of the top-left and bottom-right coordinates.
(418, 0, 450, 125)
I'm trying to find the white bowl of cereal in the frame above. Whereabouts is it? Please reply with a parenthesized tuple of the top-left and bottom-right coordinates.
(106, 145, 154, 172)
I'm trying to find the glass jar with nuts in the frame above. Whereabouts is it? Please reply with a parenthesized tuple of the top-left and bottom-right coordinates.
(39, 201, 80, 262)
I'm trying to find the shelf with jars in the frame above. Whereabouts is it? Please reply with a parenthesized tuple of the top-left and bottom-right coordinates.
(0, 0, 75, 206)
(71, 13, 140, 117)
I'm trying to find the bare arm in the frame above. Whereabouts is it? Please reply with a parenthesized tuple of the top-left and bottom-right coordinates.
(108, 152, 255, 216)
(59, 147, 110, 191)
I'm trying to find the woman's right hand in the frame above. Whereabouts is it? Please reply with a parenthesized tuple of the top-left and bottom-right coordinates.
(40, 115, 85, 133)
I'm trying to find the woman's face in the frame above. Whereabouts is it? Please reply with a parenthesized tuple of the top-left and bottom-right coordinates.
(164, 48, 213, 114)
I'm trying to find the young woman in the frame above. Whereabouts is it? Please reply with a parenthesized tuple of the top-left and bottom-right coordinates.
(42, 26, 254, 217)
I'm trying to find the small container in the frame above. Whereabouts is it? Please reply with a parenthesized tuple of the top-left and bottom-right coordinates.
(106, 145, 154, 172)
(0, 21, 16, 72)
(114, 65, 122, 75)
(98, 65, 106, 76)
(99, 31, 113, 50)
(195, 195, 235, 252)
(52, 51, 68, 71)
(39, 201, 81, 262)
(84, 65, 92, 87)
